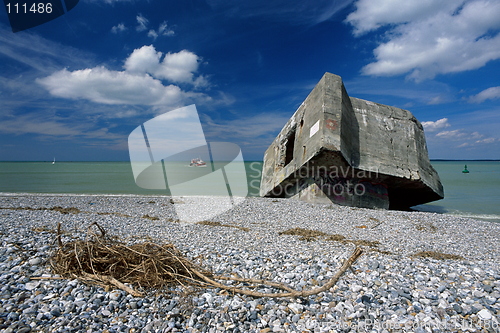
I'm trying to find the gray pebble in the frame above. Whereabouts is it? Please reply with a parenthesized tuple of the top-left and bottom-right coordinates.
(0, 194, 499, 333)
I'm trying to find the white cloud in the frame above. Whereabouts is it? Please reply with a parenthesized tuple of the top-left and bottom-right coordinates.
(114, 16, 174, 39)
(147, 30, 158, 39)
(158, 22, 175, 37)
(346, 0, 460, 36)
(436, 129, 467, 140)
(111, 23, 127, 34)
(470, 131, 483, 140)
(469, 86, 500, 103)
(346, 0, 500, 81)
(124, 45, 206, 86)
(427, 96, 446, 105)
(136, 14, 149, 32)
(434, 127, 498, 148)
(36, 67, 191, 106)
(123, 45, 161, 74)
(476, 137, 497, 144)
(422, 118, 450, 132)
(36, 45, 211, 107)
(147, 22, 175, 39)
(135, 17, 174, 39)
(424, 110, 500, 157)
(158, 51, 201, 83)
(458, 137, 498, 147)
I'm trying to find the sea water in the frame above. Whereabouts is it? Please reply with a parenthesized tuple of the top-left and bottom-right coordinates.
(0, 160, 499, 222)
(413, 160, 500, 223)
(0, 161, 263, 197)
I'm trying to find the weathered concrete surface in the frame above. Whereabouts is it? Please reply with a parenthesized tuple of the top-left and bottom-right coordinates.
(260, 72, 443, 210)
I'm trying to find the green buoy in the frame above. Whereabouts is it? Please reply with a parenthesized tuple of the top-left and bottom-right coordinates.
(462, 165, 469, 173)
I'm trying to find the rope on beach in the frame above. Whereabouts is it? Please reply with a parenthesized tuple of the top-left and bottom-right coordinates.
(50, 222, 363, 298)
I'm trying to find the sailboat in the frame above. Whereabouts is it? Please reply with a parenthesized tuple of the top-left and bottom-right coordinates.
(52, 157, 55, 165)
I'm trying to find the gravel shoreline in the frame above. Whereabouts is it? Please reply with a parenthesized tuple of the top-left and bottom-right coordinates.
(0, 193, 499, 332)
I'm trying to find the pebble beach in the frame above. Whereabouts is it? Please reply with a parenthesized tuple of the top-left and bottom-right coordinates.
(0, 193, 499, 333)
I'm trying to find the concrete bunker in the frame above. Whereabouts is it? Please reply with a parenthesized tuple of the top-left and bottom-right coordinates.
(260, 73, 444, 210)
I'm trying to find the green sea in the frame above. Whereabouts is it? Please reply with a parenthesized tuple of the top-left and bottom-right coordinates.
(413, 161, 500, 223)
(0, 161, 264, 197)
(0, 160, 499, 222)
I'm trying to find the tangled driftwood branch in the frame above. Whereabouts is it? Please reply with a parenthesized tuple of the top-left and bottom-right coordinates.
(50, 222, 362, 299)
(51, 222, 211, 297)
(192, 247, 363, 298)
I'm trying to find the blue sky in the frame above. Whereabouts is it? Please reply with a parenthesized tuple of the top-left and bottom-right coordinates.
(1, 0, 499, 161)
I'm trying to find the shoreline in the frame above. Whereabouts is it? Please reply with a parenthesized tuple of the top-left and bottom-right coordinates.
(3, 191, 500, 224)
(0, 194, 499, 332)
